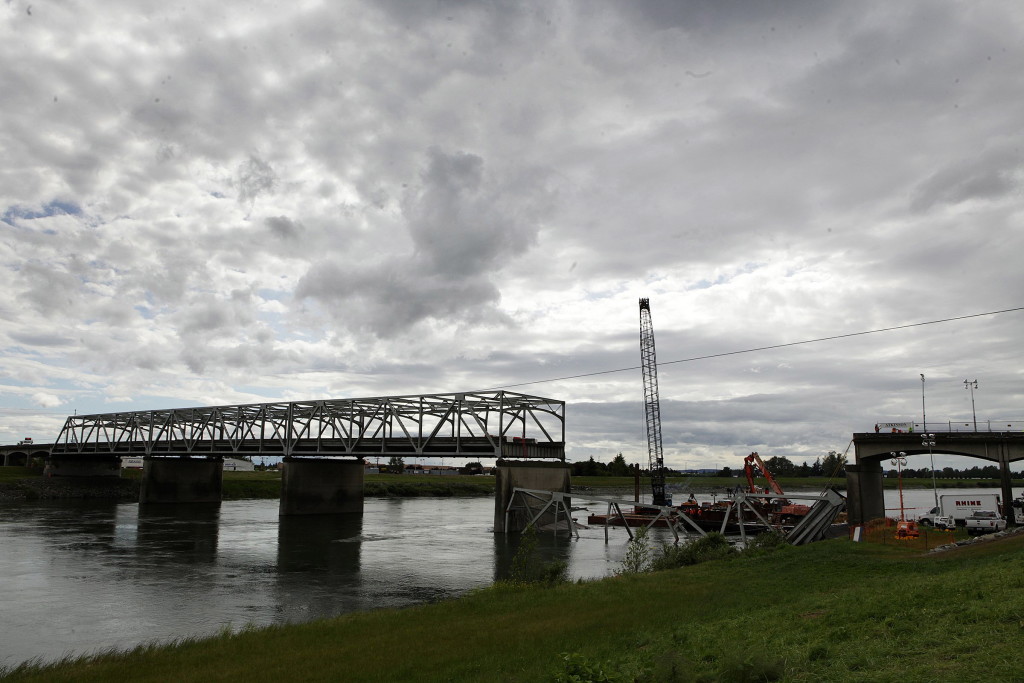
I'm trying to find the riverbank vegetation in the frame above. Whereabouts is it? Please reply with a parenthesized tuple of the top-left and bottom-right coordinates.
(1, 467, 1018, 503)
(0, 469, 498, 502)
(573, 473, 1022, 493)
(3, 529, 1023, 681)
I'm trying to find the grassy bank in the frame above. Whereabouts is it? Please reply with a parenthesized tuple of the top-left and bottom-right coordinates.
(217, 471, 496, 499)
(0, 469, 496, 502)
(3, 530, 1022, 681)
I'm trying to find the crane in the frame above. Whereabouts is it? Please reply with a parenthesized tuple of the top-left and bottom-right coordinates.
(743, 452, 785, 496)
(743, 451, 812, 525)
(639, 298, 669, 506)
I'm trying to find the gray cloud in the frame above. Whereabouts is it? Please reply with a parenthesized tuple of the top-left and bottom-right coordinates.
(1, 1, 1022, 470)
(405, 147, 548, 278)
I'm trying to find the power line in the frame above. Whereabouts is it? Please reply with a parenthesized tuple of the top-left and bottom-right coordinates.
(485, 306, 1024, 391)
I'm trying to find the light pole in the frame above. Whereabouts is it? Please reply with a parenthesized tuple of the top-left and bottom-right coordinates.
(964, 379, 979, 431)
(890, 451, 908, 521)
(920, 374, 927, 432)
(922, 434, 938, 509)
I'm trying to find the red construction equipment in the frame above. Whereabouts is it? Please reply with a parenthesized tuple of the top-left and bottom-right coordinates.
(743, 452, 785, 496)
(743, 452, 811, 525)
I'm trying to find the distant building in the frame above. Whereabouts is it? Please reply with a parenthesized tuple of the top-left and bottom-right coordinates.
(223, 458, 255, 472)
(121, 457, 255, 471)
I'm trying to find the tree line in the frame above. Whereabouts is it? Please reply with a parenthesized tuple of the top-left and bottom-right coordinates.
(571, 452, 849, 478)
(884, 464, 1024, 479)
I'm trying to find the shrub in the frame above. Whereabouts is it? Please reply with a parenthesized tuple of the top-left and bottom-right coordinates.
(650, 532, 737, 571)
(742, 531, 789, 557)
(553, 652, 627, 683)
(506, 525, 569, 587)
(616, 526, 652, 575)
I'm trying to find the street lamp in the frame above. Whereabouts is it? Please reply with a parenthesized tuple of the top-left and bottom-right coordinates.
(922, 434, 938, 509)
(964, 379, 979, 431)
(920, 374, 927, 433)
(890, 451, 908, 521)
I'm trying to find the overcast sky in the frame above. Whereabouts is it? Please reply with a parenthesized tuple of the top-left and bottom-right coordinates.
(2, 1, 1022, 472)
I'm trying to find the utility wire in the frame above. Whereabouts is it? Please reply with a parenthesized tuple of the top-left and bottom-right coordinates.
(485, 306, 1024, 391)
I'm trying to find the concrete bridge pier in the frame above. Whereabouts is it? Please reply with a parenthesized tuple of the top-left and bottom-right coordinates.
(844, 461, 885, 526)
(280, 457, 364, 515)
(494, 459, 571, 533)
(140, 456, 224, 505)
(998, 445, 1017, 527)
(43, 455, 121, 477)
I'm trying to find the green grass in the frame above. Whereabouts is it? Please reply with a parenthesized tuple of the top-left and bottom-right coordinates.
(218, 471, 497, 500)
(0, 466, 43, 483)
(4, 531, 1024, 682)
(221, 471, 280, 500)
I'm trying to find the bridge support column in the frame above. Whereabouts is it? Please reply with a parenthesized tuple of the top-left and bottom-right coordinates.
(44, 455, 121, 477)
(280, 457, 363, 516)
(140, 457, 223, 504)
(494, 459, 571, 533)
(998, 445, 1017, 527)
(844, 462, 885, 526)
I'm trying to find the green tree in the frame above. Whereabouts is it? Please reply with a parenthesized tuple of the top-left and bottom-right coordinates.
(607, 453, 632, 477)
(387, 456, 405, 474)
(820, 451, 847, 478)
(765, 456, 796, 477)
(571, 456, 607, 476)
(460, 461, 483, 475)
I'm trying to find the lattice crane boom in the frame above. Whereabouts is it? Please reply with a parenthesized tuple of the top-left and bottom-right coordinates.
(639, 298, 668, 506)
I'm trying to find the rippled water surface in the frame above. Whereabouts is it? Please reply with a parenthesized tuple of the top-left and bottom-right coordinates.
(0, 496, 633, 667)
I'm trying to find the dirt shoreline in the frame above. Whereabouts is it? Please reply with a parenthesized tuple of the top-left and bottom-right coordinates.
(0, 477, 140, 503)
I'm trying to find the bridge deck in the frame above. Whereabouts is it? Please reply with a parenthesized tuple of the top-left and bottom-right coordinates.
(46, 437, 564, 460)
(852, 431, 1024, 463)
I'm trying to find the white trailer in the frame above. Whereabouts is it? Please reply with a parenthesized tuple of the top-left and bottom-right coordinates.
(918, 493, 1002, 526)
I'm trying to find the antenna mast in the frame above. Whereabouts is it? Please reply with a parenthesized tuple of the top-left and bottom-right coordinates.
(639, 298, 667, 505)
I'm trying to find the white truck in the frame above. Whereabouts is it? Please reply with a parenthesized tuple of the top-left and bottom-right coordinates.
(918, 494, 1002, 527)
(965, 510, 1007, 536)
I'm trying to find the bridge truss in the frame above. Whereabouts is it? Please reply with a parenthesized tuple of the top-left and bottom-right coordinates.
(50, 390, 565, 460)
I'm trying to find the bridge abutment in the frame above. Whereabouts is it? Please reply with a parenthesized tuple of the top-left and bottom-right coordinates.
(280, 457, 364, 515)
(493, 459, 571, 533)
(140, 457, 224, 504)
(844, 461, 885, 526)
(44, 455, 121, 477)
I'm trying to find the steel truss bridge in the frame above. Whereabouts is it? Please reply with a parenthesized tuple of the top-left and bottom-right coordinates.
(50, 390, 565, 461)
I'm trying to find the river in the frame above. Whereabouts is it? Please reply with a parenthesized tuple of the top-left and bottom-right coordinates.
(0, 487, 1013, 668)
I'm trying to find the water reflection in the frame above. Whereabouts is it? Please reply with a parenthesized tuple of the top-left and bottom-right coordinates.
(277, 514, 363, 573)
(136, 503, 221, 562)
(25, 500, 121, 553)
(492, 528, 576, 582)
(273, 514, 365, 623)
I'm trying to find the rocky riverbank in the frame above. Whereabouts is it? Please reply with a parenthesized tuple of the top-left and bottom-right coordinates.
(928, 524, 1024, 553)
(0, 476, 139, 503)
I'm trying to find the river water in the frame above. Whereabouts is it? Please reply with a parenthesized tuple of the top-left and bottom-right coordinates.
(0, 487, 1013, 668)
(0, 495, 632, 668)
